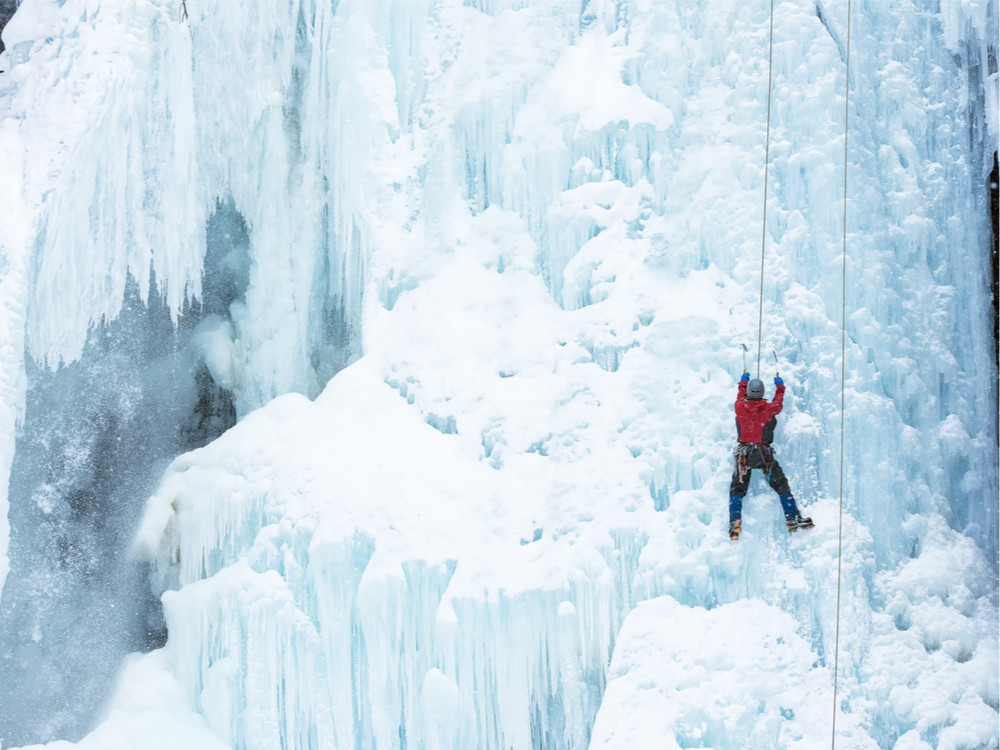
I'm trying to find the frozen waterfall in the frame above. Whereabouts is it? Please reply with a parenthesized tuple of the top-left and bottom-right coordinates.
(0, 0, 996, 749)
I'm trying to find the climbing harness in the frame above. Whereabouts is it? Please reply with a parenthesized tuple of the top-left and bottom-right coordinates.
(734, 442, 774, 483)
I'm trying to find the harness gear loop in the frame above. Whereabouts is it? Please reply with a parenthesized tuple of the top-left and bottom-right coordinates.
(735, 444, 749, 483)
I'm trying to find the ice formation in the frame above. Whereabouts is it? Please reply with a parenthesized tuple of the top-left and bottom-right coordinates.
(0, 0, 996, 748)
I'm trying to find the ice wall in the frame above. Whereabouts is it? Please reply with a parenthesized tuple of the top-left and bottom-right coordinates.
(0, 0, 996, 748)
(0, 0, 389, 742)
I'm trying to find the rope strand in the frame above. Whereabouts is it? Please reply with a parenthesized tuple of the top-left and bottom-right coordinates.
(756, 0, 776, 379)
(831, 1, 853, 747)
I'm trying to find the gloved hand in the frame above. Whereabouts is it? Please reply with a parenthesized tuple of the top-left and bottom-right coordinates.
(741, 370, 749, 382)
(774, 375, 784, 386)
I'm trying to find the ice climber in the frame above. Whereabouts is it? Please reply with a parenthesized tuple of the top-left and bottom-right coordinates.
(729, 370, 813, 540)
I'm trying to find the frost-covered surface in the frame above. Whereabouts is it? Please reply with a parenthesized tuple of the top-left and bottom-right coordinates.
(590, 596, 875, 749)
(0, 0, 997, 748)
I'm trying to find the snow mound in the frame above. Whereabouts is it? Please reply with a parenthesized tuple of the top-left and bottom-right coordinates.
(590, 595, 876, 749)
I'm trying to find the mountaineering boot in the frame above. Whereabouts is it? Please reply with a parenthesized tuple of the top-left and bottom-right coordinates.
(778, 492, 799, 518)
(729, 519, 742, 541)
(786, 514, 814, 532)
(778, 492, 813, 532)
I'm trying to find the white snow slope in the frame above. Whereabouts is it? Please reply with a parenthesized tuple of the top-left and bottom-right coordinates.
(0, 0, 997, 749)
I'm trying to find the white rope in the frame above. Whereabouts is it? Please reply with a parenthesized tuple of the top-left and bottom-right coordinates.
(831, 0, 853, 747)
(755, 0, 776, 379)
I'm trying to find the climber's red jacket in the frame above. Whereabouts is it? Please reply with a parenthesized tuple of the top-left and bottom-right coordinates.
(735, 379, 784, 444)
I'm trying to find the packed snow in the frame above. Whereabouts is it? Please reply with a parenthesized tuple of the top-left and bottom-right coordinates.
(0, 0, 996, 749)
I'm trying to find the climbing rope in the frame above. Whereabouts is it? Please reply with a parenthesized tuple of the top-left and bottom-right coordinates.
(755, 0, 776, 379)
(752, 2, 850, 742)
(831, 1, 853, 748)
(754, 0, 851, 744)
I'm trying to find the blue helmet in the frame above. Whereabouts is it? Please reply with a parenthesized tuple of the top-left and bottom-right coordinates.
(747, 379, 765, 399)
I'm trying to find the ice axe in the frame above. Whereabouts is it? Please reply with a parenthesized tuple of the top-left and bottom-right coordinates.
(771, 349, 780, 378)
